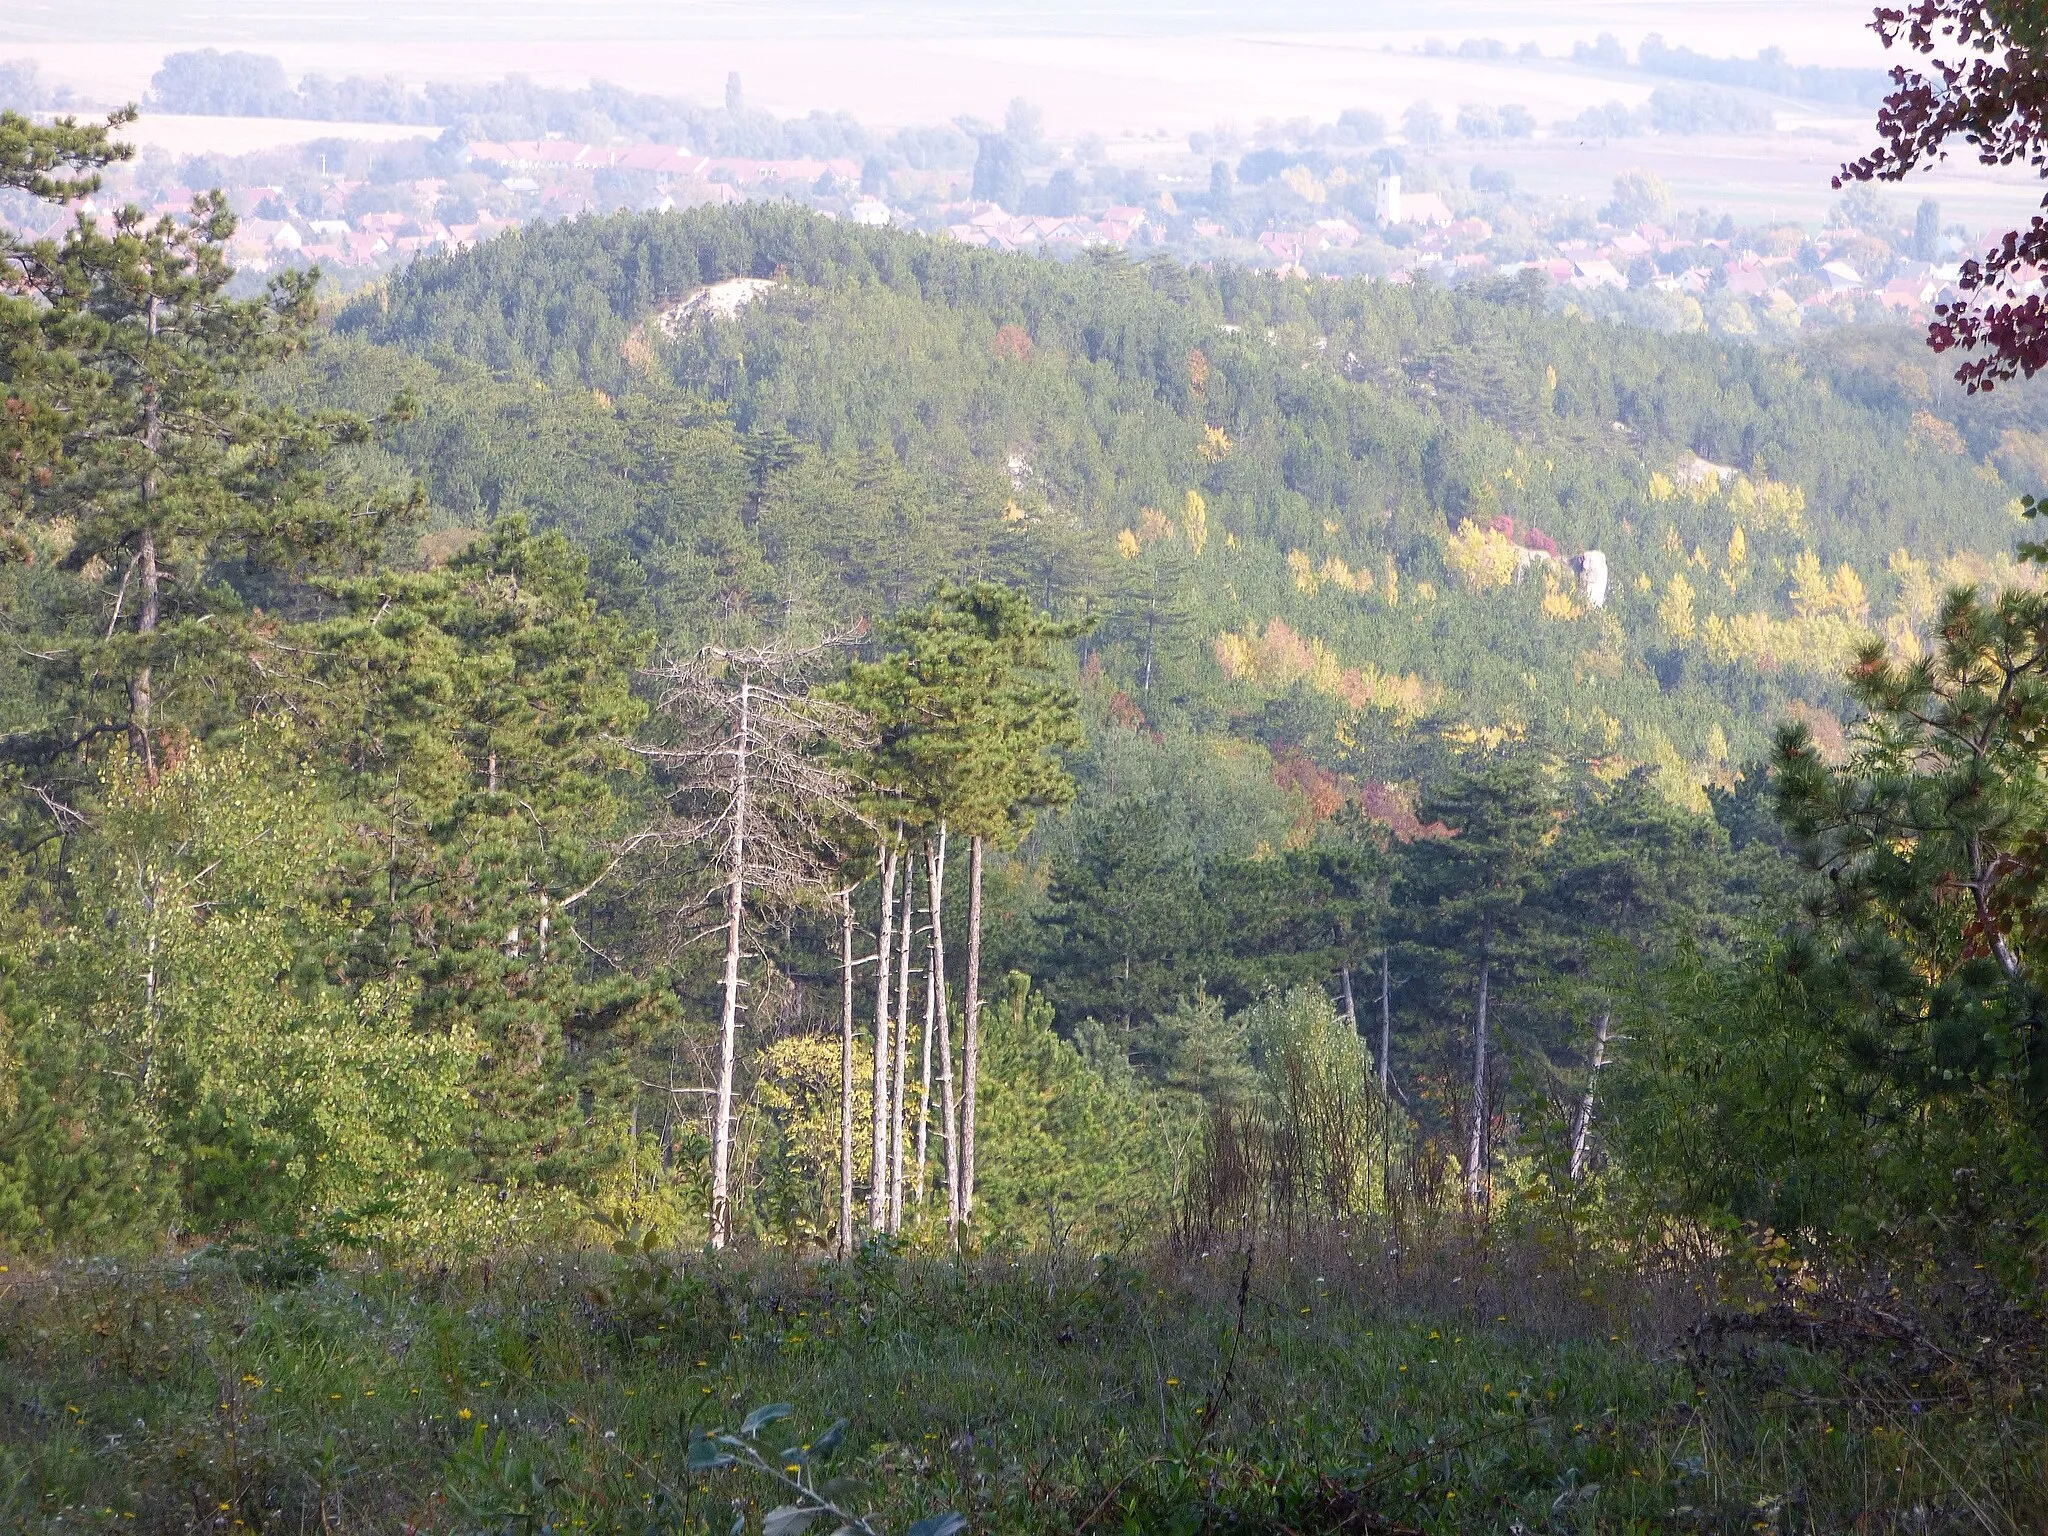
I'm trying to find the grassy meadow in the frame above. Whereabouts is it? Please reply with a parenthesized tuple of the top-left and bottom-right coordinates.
(1, 1226, 2040, 1535)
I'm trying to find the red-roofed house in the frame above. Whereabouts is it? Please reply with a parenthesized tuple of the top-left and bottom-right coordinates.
(1394, 192, 1453, 228)
(1259, 231, 1304, 264)
(1723, 257, 1772, 297)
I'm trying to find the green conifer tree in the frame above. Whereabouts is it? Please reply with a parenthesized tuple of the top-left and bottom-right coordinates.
(1774, 576, 2048, 1139)
(1401, 746, 1559, 1203)
(304, 517, 659, 1193)
(1, 104, 132, 565)
(1540, 767, 1729, 1178)
(3, 185, 410, 783)
(836, 582, 1085, 1224)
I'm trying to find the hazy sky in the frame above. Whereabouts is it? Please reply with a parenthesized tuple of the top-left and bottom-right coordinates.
(3, 1, 1902, 64)
(12, 0, 2031, 229)
(2, 2, 1905, 128)
(2, 1, 1902, 50)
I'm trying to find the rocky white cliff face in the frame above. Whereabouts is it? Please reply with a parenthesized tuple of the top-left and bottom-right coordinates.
(1510, 544, 1608, 610)
(1573, 550, 1609, 609)
(656, 278, 776, 335)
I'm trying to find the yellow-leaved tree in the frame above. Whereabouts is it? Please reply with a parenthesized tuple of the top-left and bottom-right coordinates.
(1443, 519, 1521, 591)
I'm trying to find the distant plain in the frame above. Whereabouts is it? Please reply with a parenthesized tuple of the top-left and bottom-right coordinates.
(3, 0, 2040, 226)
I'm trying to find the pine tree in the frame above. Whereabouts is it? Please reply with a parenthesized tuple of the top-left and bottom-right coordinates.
(835, 582, 1084, 1226)
(3, 188, 409, 782)
(1037, 795, 1212, 1049)
(968, 973, 1172, 1241)
(1203, 822, 1392, 1013)
(304, 517, 657, 1192)
(1774, 576, 2048, 1133)
(1541, 767, 1728, 1179)
(0, 108, 133, 202)
(1, 105, 132, 565)
(1402, 747, 1560, 1204)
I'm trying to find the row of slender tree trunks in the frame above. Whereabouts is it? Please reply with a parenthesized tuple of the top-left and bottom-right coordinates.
(832, 888, 1614, 1244)
(837, 825, 985, 1253)
(832, 886, 1609, 1250)
(713, 811, 984, 1252)
(650, 658, 1614, 1249)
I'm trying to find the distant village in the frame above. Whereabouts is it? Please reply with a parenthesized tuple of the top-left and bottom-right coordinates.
(0, 38, 1982, 341)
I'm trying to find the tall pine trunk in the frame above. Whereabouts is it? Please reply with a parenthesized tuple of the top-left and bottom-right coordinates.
(961, 834, 984, 1221)
(709, 675, 751, 1249)
(914, 869, 934, 1207)
(1465, 918, 1492, 1208)
(1568, 1009, 1613, 1182)
(869, 839, 899, 1231)
(889, 853, 914, 1231)
(130, 295, 162, 776)
(1341, 964, 1357, 1032)
(130, 529, 159, 773)
(838, 887, 856, 1258)
(928, 828, 960, 1234)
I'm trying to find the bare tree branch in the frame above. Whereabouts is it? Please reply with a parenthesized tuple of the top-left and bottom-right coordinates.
(634, 632, 875, 1247)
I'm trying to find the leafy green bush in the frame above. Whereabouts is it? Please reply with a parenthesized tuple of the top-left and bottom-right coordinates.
(4, 741, 473, 1244)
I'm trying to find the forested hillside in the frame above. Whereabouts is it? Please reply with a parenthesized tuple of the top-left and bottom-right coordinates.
(7, 109, 2048, 1531)
(293, 203, 2048, 1247)
(327, 205, 2037, 774)
(7, 174, 2044, 1243)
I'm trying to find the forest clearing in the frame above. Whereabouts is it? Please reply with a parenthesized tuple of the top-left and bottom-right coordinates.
(5, 1229, 2041, 1532)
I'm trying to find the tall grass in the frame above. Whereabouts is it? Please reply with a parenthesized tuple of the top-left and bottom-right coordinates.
(0, 1225, 2038, 1534)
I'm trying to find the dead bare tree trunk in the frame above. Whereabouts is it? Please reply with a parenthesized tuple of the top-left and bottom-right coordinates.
(708, 674, 751, 1249)
(1340, 964, 1357, 1033)
(890, 854, 914, 1231)
(929, 826, 960, 1235)
(1466, 918, 1493, 1208)
(868, 838, 899, 1232)
(642, 636, 870, 1253)
(1568, 1009, 1613, 1182)
(838, 886, 857, 1258)
(961, 833, 984, 1222)
(914, 881, 935, 1207)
